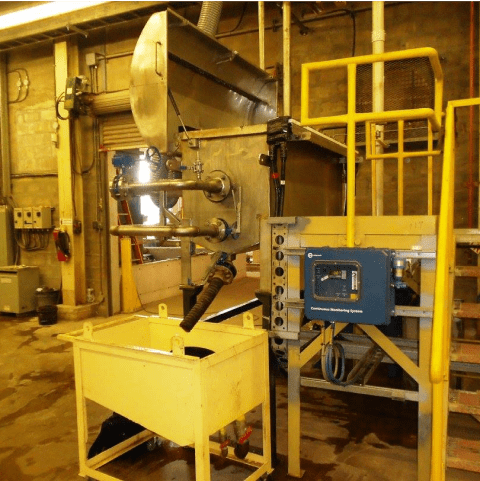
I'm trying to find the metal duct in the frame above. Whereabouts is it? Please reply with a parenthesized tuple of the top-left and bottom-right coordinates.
(88, 90, 130, 116)
(197, 1, 223, 36)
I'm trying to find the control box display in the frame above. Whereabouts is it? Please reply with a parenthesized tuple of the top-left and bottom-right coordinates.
(304, 247, 395, 325)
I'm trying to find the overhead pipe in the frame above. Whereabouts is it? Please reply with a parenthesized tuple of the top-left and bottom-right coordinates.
(197, 1, 223, 36)
(372, 1, 385, 216)
(283, 1, 291, 116)
(258, 1, 265, 70)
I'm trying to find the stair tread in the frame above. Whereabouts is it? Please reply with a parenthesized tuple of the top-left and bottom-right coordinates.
(455, 266, 480, 277)
(449, 390, 480, 415)
(453, 303, 480, 319)
(455, 229, 480, 246)
(447, 437, 480, 473)
(451, 341, 480, 363)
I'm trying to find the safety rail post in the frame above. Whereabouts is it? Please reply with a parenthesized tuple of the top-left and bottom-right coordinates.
(347, 63, 356, 247)
(430, 102, 455, 481)
(428, 121, 434, 215)
(398, 120, 404, 215)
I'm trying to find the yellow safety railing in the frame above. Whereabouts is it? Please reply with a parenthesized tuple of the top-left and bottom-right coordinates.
(430, 97, 480, 481)
(365, 120, 441, 216)
(300, 48, 443, 247)
(301, 47, 443, 130)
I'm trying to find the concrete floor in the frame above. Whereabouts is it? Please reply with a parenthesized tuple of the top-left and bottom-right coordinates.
(1, 276, 479, 481)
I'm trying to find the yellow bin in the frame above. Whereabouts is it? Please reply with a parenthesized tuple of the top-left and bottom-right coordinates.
(59, 306, 272, 481)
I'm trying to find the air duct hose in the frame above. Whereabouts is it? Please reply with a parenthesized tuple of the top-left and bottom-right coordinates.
(180, 258, 236, 332)
(197, 1, 223, 36)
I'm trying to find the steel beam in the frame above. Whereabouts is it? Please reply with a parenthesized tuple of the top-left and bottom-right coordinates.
(54, 40, 86, 305)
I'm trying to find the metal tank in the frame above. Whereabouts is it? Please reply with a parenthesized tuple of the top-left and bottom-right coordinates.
(129, 9, 277, 153)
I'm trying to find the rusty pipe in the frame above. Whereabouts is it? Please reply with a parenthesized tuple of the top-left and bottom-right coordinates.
(110, 224, 221, 238)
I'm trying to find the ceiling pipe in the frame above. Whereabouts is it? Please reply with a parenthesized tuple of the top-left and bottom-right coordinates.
(372, 1, 385, 216)
(258, 1, 265, 70)
(283, 1, 291, 116)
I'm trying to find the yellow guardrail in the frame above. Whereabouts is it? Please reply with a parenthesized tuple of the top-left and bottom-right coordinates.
(430, 97, 480, 481)
(301, 47, 443, 130)
(300, 48, 443, 247)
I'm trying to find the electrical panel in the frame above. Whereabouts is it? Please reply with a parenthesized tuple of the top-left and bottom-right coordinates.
(23, 207, 33, 228)
(304, 247, 395, 326)
(0, 266, 39, 314)
(14, 208, 23, 228)
(14, 206, 52, 229)
(33, 207, 52, 229)
(0, 206, 14, 266)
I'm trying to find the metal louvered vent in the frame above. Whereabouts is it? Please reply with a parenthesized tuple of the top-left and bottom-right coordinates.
(100, 113, 146, 152)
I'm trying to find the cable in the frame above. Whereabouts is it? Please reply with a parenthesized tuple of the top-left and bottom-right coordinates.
(7, 68, 30, 103)
(55, 93, 69, 120)
(217, 2, 248, 35)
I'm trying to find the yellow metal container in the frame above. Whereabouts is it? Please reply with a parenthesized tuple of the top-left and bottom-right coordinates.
(59, 309, 271, 481)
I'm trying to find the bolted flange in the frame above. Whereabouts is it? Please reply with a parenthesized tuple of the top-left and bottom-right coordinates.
(203, 170, 231, 202)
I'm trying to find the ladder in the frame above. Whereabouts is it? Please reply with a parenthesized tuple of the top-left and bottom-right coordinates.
(446, 229, 480, 473)
(118, 200, 143, 264)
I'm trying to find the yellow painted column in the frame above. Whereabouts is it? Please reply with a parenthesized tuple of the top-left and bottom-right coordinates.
(346, 63, 356, 247)
(120, 237, 141, 313)
(54, 40, 86, 305)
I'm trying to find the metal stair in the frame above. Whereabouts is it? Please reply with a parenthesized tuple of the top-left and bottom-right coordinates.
(445, 230, 480, 473)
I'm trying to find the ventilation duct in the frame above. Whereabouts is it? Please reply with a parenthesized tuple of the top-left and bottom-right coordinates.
(197, 1, 223, 36)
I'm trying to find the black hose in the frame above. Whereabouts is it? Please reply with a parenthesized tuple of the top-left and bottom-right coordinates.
(270, 144, 281, 216)
(279, 143, 287, 216)
(180, 277, 225, 332)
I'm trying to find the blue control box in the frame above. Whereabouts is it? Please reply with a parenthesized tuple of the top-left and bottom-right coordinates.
(304, 247, 395, 325)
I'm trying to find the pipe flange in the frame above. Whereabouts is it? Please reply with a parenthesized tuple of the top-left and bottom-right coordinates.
(109, 175, 128, 200)
(205, 217, 229, 243)
(204, 170, 231, 202)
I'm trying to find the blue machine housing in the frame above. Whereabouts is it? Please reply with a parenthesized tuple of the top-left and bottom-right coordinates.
(304, 247, 395, 325)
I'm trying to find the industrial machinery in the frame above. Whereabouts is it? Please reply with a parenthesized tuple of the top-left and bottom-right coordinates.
(109, 9, 347, 331)
(62, 4, 457, 481)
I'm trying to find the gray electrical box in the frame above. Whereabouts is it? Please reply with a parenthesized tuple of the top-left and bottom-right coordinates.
(0, 266, 40, 314)
(304, 247, 395, 325)
(0, 205, 14, 266)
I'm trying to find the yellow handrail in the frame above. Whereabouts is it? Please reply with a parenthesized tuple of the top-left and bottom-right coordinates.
(301, 48, 443, 223)
(430, 103, 455, 481)
(430, 97, 480, 481)
(301, 47, 443, 130)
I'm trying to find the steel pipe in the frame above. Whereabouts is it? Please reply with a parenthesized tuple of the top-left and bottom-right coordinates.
(111, 177, 225, 199)
(283, 1, 291, 116)
(372, 1, 385, 216)
(258, 1, 265, 70)
(110, 224, 220, 238)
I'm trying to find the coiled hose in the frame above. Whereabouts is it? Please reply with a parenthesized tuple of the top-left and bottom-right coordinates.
(180, 277, 225, 332)
(321, 340, 383, 387)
